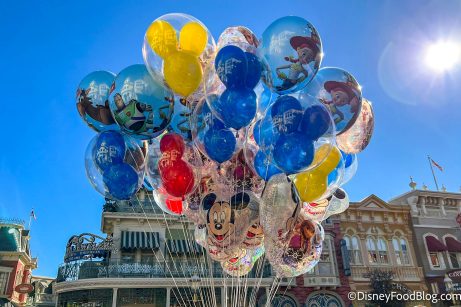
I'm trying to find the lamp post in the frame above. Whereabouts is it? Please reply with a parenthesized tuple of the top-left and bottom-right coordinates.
(190, 274, 201, 303)
(444, 274, 456, 306)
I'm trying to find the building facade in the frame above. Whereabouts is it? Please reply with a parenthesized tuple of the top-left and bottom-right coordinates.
(55, 192, 274, 307)
(339, 194, 427, 307)
(389, 188, 461, 306)
(0, 218, 37, 307)
(27, 276, 55, 307)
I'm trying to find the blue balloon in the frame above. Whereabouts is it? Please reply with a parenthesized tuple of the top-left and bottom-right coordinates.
(244, 52, 262, 89)
(254, 151, 282, 181)
(204, 127, 236, 163)
(217, 88, 257, 129)
(270, 95, 303, 134)
(273, 132, 314, 174)
(341, 150, 354, 168)
(93, 131, 126, 172)
(103, 163, 139, 200)
(299, 105, 331, 140)
(253, 118, 277, 150)
(215, 46, 247, 89)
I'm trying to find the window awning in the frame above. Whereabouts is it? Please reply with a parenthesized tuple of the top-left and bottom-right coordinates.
(121, 231, 160, 250)
(426, 236, 447, 252)
(166, 239, 203, 255)
(446, 237, 461, 253)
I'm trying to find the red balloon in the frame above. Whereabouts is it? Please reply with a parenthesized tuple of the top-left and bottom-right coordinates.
(160, 133, 185, 156)
(166, 198, 183, 214)
(160, 160, 195, 198)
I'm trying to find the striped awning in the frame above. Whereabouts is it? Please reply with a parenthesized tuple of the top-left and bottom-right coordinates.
(121, 231, 160, 250)
(166, 239, 204, 255)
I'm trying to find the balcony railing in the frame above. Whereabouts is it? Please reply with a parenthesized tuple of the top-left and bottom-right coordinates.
(57, 260, 272, 282)
(350, 266, 423, 282)
(103, 199, 165, 214)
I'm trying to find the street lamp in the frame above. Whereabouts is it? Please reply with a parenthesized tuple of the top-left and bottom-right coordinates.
(444, 274, 453, 292)
(444, 274, 456, 306)
(190, 274, 201, 303)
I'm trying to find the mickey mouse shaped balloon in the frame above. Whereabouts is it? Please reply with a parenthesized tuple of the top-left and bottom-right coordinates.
(158, 133, 196, 198)
(143, 13, 216, 98)
(202, 191, 259, 251)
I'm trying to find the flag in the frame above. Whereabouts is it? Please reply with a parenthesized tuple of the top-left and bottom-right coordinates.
(30, 209, 37, 220)
(431, 159, 443, 172)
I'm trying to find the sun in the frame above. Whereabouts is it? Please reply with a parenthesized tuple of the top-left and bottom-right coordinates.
(425, 41, 460, 72)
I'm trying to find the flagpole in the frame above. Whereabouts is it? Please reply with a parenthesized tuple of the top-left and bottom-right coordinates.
(427, 155, 439, 191)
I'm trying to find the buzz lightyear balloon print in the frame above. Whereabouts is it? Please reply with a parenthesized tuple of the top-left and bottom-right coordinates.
(260, 16, 323, 94)
(108, 64, 175, 140)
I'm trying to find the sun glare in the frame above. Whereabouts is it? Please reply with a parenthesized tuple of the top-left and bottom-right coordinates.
(425, 41, 460, 72)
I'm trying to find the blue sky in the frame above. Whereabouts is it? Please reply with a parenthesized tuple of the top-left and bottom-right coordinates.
(1, 0, 460, 277)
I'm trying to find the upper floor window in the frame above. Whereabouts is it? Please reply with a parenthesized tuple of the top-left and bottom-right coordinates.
(444, 236, 461, 269)
(393, 237, 410, 265)
(367, 237, 388, 264)
(425, 235, 447, 269)
(345, 235, 362, 265)
(318, 238, 334, 275)
(0, 272, 9, 295)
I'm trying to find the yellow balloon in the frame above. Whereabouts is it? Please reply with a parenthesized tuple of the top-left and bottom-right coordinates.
(293, 144, 341, 203)
(179, 22, 207, 56)
(163, 51, 203, 97)
(146, 20, 178, 59)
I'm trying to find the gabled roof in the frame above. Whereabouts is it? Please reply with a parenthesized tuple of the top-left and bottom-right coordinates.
(350, 194, 409, 212)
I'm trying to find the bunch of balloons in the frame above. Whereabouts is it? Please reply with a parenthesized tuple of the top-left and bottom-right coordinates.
(76, 13, 375, 278)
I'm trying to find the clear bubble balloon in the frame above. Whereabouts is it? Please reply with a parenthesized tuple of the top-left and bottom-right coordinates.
(191, 98, 240, 163)
(293, 143, 344, 203)
(260, 174, 301, 242)
(76, 71, 118, 132)
(145, 134, 202, 214)
(246, 92, 336, 177)
(265, 216, 324, 277)
(108, 64, 175, 140)
(204, 33, 263, 130)
(85, 131, 145, 200)
(260, 16, 323, 94)
(201, 191, 260, 252)
(217, 26, 259, 52)
(142, 13, 216, 98)
(336, 98, 374, 153)
(304, 67, 363, 135)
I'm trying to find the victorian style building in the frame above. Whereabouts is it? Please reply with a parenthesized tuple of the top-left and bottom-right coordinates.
(54, 184, 461, 307)
(389, 185, 461, 307)
(339, 194, 427, 307)
(54, 190, 275, 307)
(0, 218, 37, 307)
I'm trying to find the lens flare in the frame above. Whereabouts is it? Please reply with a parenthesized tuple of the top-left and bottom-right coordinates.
(425, 41, 460, 72)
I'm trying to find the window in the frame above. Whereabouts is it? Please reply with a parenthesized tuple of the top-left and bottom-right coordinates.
(316, 238, 336, 276)
(121, 253, 135, 263)
(345, 235, 362, 265)
(393, 237, 410, 265)
(367, 237, 388, 264)
(141, 253, 155, 265)
(367, 237, 378, 264)
(449, 253, 460, 268)
(430, 253, 441, 268)
(377, 238, 389, 264)
(0, 272, 9, 295)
